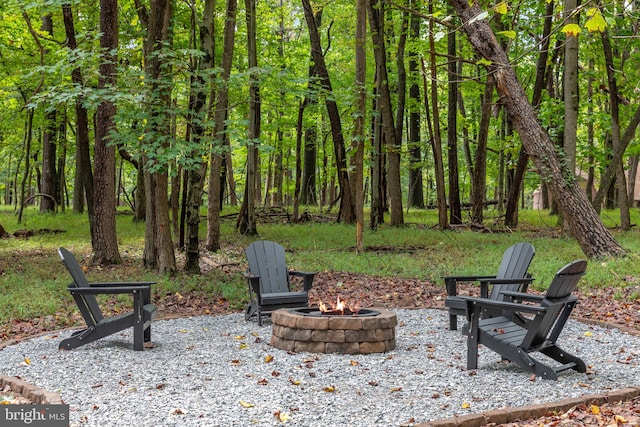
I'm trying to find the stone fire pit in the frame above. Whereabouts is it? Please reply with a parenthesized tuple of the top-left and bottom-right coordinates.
(270, 307, 397, 354)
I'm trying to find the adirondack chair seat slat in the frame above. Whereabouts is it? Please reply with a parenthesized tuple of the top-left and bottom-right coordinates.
(244, 241, 316, 326)
(260, 291, 308, 305)
(58, 247, 157, 351)
(444, 242, 535, 330)
(461, 260, 588, 380)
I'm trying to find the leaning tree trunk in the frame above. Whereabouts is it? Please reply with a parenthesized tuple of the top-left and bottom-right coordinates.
(449, 0, 625, 259)
(505, 0, 554, 227)
(302, 0, 354, 223)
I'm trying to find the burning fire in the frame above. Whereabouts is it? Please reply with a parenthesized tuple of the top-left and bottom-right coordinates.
(318, 296, 361, 315)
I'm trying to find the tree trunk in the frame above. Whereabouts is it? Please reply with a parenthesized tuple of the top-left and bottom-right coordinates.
(471, 76, 494, 224)
(369, 82, 384, 229)
(563, 0, 579, 175)
(449, 0, 624, 258)
(142, 0, 175, 274)
(354, 0, 366, 253)
(93, 0, 121, 265)
(426, 3, 448, 229)
(302, 0, 354, 223)
(40, 14, 58, 213)
(447, 12, 460, 223)
(407, 7, 423, 209)
(367, 0, 403, 226)
(601, 29, 630, 230)
(184, 0, 215, 272)
(62, 4, 94, 225)
(206, 0, 237, 251)
(237, 0, 259, 235)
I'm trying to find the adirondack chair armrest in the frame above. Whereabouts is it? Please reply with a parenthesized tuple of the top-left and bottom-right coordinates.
(478, 277, 534, 298)
(69, 285, 153, 295)
(460, 296, 549, 316)
(88, 281, 156, 287)
(443, 275, 495, 296)
(243, 272, 262, 295)
(289, 270, 315, 291)
(498, 290, 544, 303)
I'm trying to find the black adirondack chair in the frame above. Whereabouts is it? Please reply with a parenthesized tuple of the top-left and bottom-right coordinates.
(444, 242, 535, 330)
(244, 241, 315, 326)
(462, 259, 588, 380)
(58, 247, 158, 351)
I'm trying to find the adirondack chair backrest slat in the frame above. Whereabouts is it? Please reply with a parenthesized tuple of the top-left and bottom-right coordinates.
(58, 247, 104, 326)
(521, 260, 586, 348)
(246, 241, 291, 294)
(489, 242, 535, 299)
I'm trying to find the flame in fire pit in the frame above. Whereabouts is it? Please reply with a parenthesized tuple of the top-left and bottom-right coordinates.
(318, 296, 361, 316)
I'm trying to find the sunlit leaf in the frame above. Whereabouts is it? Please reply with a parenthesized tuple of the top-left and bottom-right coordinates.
(239, 400, 254, 408)
(590, 404, 600, 415)
(585, 9, 607, 33)
(289, 377, 301, 385)
(323, 386, 335, 392)
(234, 335, 245, 340)
(497, 30, 517, 40)
(390, 387, 403, 392)
(561, 23, 582, 37)
(23, 358, 31, 365)
(265, 355, 274, 363)
(476, 58, 492, 66)
(239, 343, 249, 349)
(584, 331, 593, 337)
(468, 11, 489, 24)
(461, 402, 471, 409)
(493, 2, 508, 15)
(274, 411, 290, 422)
(350, 360, 360, 366)
(614, 415, 628, 423)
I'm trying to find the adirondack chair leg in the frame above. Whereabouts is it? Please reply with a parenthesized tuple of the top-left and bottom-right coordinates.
(449, 314, 458, 331)
(466, 302, 479, 370)
(245, 303, 258, 321)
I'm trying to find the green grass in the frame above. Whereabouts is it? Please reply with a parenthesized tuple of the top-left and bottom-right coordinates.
(0, 205, 639, 331)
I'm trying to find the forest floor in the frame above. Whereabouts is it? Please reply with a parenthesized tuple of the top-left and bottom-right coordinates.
(2, 264, 640, 424)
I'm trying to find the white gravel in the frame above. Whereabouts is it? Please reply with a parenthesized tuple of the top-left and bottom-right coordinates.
(1, 308, 639, 426)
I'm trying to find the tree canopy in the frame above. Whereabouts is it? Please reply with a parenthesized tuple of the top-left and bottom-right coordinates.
(1, 0, 639, 265)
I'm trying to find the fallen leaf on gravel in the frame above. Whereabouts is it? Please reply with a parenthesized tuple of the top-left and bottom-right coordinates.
(289, 378, 301, 385)
(274, 411, 290, 422)
(265, 355, 274, 363)
(169, 408, 186, 415)
(257, 378, 268, 385)
(461, 402, 471, 409)
(239, 400, 254, 408)
(323, 386, 335, 392)
(591, 404, 600, 415)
